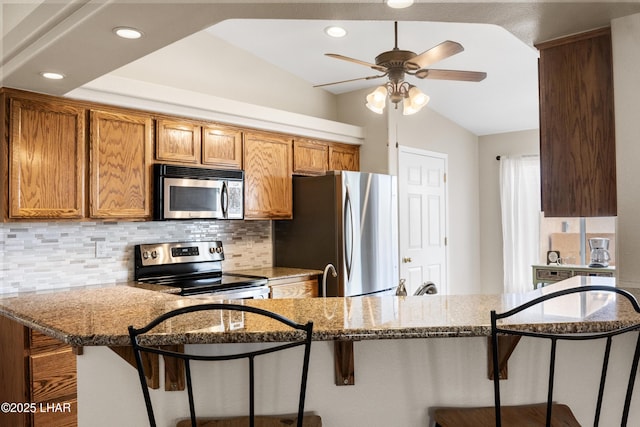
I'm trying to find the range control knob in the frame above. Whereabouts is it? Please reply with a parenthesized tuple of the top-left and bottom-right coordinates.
(150, 250, 158, 259)
(142, 251, 150, 260)
(216, 247, 223, 254)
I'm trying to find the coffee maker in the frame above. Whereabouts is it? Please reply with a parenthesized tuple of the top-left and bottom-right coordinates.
(588, 237, 611, 268)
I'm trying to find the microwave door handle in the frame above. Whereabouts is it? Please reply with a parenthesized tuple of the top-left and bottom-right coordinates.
(221, 181, 229, 218)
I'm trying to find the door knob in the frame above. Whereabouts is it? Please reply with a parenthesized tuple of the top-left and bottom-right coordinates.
(402, 257, 412, 263)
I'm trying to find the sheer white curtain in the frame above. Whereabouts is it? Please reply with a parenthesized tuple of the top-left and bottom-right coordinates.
(500, 156, 541, 293)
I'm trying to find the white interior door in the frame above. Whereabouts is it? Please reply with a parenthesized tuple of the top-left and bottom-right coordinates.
(398, 146, 448, 295)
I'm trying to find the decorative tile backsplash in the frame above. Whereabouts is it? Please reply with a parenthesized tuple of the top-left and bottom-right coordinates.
(0, 220, 272, 295)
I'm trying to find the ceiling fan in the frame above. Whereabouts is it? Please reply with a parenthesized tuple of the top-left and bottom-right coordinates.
(315, 21, 487, 114)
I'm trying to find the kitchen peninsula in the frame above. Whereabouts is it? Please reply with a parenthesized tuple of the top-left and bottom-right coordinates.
(1, 276, 639, 426)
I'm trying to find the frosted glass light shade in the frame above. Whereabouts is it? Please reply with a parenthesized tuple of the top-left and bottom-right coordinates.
(386, 0, 415, 9)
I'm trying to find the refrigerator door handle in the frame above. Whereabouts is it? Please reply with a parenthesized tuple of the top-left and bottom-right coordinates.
(344, 184, 353, 280)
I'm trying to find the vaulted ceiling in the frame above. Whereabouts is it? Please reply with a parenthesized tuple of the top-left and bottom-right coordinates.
(3, 1, 639, 135)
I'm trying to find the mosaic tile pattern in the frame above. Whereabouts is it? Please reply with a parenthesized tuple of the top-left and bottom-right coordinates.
(0, 220, 272, 294)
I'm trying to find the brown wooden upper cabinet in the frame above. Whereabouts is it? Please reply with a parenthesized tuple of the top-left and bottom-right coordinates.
(293, 138, 360, 176)
(7, 95, 86, 219)
(536, 27, 616, 217)
(293, 138, 329, 176)
(202, 123, 243, 169)
(243, 131, 293, 219)
(329, 142, 360, 172)
(89, 109, 153, 219)
(155, 118, 243, 170)
(155, 118, 201, 164)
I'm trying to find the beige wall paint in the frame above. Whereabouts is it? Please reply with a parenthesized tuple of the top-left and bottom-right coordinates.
(387, 107, 481, 295)
(336, 87, 389, 174)
(612, 13, 640, 288)
(336, 91, 484, 294)
(478, 130, 540, 294)
(97, 25, 542, 295)
(336, 93, 485, 293)
(111, 30, 338, 121)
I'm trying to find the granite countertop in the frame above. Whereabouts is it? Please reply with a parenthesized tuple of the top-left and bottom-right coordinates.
(0, 276, 639, 348)
(228, 266, 322, 280)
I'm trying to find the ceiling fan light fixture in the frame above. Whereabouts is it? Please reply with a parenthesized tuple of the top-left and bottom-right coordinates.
(408, 86, 429, 108)
(386, 0, 415, 9)
(366, 101, 385, 114)
(324, 26, 347, 38)
(366, 86, 388, 114)
(402, 97, 419, 115)
(368, 85, 388, 103)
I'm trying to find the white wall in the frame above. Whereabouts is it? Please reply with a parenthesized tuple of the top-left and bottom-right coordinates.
(612, 13, 640, 288)
(478, 130, 540, 294)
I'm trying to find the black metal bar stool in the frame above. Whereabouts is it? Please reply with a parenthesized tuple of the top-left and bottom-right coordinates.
(432, 285, 640, 427)
(128, 303, 319, 427)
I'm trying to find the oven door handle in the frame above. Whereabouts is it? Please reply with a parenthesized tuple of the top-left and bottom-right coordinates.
(221, 181, 229, 218)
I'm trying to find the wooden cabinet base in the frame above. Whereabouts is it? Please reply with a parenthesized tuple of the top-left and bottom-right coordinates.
(269, 275, 320, 299)
(0, 316, 78, 427)
(31, 399, 77, 427)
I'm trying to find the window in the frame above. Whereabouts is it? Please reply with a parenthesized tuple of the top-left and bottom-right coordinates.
(538, 217, 616, 266)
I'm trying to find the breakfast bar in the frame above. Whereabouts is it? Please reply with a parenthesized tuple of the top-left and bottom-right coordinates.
(1, 276, 640, 426)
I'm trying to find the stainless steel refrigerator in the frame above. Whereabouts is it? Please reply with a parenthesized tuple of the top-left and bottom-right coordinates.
(274, 171, 399, 297)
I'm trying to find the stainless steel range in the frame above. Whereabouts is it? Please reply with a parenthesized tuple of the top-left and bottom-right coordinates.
(134, 241, 269, 299)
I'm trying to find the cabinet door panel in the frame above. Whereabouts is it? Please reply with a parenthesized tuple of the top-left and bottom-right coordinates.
(243, 132, 292, 219)
(329, 143, 360, 171)
(537, 28, 616, 217)
(293, 139, 328, 176)
(270, 279, 319, 299)
(30, 348, 76, 402)
(202, 124, 243, 169)
(32, 399, 77, 427)
(90, 110, 152, 218)
(9, 98, 85, 218)
(30, 330, 67, 354)
(156, 119, 201, 163)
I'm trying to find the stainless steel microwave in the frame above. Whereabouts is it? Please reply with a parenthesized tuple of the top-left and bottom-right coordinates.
(153, 164, 244, 220)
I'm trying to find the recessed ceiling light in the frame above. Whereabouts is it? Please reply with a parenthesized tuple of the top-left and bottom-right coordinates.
(386, 0, 415, 8)
(40, 71, 65, 80)
(324, 26, 347, 38)
(113, 26, 143, 39)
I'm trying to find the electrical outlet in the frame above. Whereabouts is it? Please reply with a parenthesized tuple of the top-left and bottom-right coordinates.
(95, 241, 108, 258)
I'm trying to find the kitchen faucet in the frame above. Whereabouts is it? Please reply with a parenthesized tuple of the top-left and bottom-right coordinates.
(322, 264, 337, 297)
(414, 281, 438, 295)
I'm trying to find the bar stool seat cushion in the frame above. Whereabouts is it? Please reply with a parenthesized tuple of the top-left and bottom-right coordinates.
(432, 402, 580, 427)
(176, 414, 322, 427)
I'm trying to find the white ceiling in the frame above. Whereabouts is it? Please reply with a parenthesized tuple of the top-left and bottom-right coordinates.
(206, 19, 540, 135)
(3, 1, 640, 136)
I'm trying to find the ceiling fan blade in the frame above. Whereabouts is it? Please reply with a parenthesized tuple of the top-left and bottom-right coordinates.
(326, 53, 388, 72)
(313, 74, 387, 88)
(414, 69, 487, 82)
(405, 40, 464, 70)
